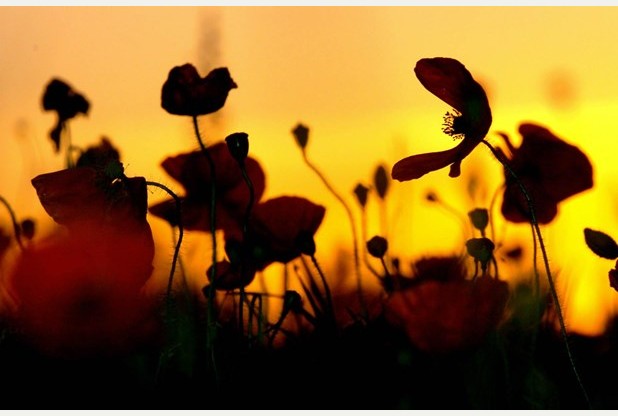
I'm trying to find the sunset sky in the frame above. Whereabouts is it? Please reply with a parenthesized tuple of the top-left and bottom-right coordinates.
(2, 6, 618, 334)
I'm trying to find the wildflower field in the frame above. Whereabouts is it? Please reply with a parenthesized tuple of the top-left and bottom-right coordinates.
(2, 8, 618, 410)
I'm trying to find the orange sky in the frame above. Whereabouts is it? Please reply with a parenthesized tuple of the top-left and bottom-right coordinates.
(2, 7, 618, 334)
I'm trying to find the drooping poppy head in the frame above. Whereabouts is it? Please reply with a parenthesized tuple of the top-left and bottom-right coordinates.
(148, 142, 266, 234)
(41, 78, 90, 152)
(500, 123, 593, 224)
(161, 64, 237, 116)
(392, 57, 492, 181)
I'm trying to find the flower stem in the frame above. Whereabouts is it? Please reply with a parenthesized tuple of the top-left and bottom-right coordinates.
(237, 160, 255, 336)
(192, 116, 218, 344)
(0, 195, 24, 250)
(145, 181, 183, 303)
(310, 254, 335, 320)
(482, 139, 590, 407)
(301, 149, 366, 317)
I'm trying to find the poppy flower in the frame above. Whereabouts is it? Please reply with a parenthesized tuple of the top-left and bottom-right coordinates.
(32, 167, 148, 230)
(499, 123, 593, 224)
(149, 142, 266, 234)
(384, 256, 508, 353)
(41, 78, 90, 152)
(161, 64, 237, 116)
(210, 196, 326, 290)
(7, 170, 158, 356)
(392, 57, 492, 181)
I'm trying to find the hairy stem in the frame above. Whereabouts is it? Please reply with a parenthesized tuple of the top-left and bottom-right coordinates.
(482, 139, 590, 407)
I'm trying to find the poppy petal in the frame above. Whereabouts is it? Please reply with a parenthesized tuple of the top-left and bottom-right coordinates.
(392, 146, 461, 181)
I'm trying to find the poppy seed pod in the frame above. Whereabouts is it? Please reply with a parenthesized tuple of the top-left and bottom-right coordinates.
(225, 132, 250, 163)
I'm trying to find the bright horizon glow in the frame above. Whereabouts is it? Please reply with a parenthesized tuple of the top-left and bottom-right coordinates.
(1, 6, 618, 335)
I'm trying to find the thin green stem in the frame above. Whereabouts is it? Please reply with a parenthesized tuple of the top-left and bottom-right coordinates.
(0, 195, 24, 250)
(482, 139, 590, 407)
(301, 149, 366, 316)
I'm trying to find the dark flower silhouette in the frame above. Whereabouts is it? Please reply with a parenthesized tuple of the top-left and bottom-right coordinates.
(209, 196, 326, 290)
(7, 169, 157, 356)
(149, 142, 265, 234)
(384, 256, 508, 353)
(42, 78, 90, 152)
(499, 123, 593, 224)
(32, 167, 148, 230)
(161, 64, 237, 116)
(392, 57, 492, 181)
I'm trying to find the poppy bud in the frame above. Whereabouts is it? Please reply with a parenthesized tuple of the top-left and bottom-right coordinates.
(584, 228, 618, 260)
(225, 132, 249, 163)
(425, 190, 439, 202)
(295, 231, 316, 256)
(610, 262, 618, 292)
(468, 208, 489, 233)
(367, 235, 388, 259)
(292, 123, 309, 150)
(19, 219, 36, 240)
(104, 160, 125, 180)
(283, 290, 303, 313)
(374, 164, 389, 199)
(466, 237, 495, 269)
(353, 183, 369, 208)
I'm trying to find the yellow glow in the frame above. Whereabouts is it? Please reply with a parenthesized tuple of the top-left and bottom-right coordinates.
(2, 7, 618, 335)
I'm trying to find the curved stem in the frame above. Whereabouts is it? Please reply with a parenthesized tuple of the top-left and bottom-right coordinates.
(145, 181, 183, 302)
(482, 139, 590, 407)
(301, 149, 365, 316)
(310, 254, 334, 319)
(0, 195, 24, 250)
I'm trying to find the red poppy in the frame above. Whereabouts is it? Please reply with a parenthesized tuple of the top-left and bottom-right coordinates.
(41, 78, 90, 152)
(384, 256, 508, 353)
(32, 167, 148, 230)
(7, 170, 158, 356)
(392, 58, 492, 181)
(499, 123, 593, 224)
(149, 142, 266, 234)
(161, 64, 237, 116)
(243, 196, 326, 265)
(210, 196, 326, 290)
